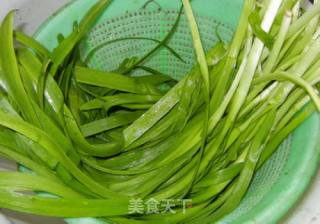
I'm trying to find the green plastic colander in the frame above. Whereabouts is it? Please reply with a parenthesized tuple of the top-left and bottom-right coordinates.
(32, 0, 320, 223)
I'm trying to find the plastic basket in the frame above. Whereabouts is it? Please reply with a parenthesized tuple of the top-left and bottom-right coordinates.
(32, 0, 320, 223)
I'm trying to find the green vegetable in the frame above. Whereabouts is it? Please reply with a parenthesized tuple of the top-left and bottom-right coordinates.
(0, 0, 320, 223)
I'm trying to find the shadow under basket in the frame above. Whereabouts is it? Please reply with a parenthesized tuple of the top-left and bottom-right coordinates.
(32, 0, 320, 223)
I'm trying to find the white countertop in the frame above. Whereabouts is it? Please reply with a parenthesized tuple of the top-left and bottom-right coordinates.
(0, 0, 319, 223)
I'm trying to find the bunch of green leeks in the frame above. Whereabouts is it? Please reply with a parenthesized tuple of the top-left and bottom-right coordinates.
(0, 0, 320, 223)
